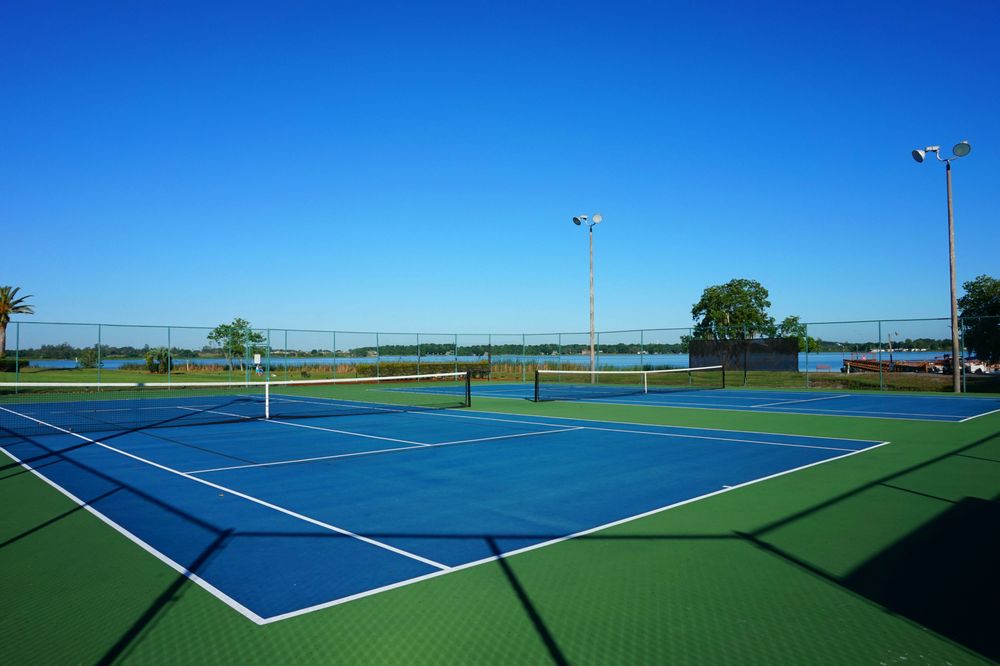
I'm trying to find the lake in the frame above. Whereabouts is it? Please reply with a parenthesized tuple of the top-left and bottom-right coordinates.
(22, 351, 949, 373)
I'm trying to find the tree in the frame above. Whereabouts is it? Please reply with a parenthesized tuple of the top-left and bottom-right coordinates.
(959, 274, 1000, 363)
(145, 347, 172, 374)
(207, 318, 266, 370)
(691, 279, 775, 340)
(0, 286, 34, 357)
(77, 347, 99, 369)
(777, 315, 819, 352)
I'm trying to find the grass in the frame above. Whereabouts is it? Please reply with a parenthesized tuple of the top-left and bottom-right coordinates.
(7, 363, 997, 393)
(0, 366, 364, 384)
(1, 387, 998, 663)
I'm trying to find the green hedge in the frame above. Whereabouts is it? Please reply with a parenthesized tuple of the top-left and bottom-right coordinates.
(355, 361, 490, 379)
(0, 358, 29, 372)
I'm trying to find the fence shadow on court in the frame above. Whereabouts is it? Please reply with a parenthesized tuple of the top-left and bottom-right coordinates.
(1, 428, 998, 664)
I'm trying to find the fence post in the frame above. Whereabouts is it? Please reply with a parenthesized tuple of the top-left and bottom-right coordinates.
(266, 329, 272, 379)
(960, 318, 967, 393)
(743, 324, 749, 387)
(804, 323, 809, 389)
(454, 333, 458, 374)
(558, 332, 563, 372)
(521, 333, 526, 383)
(97, 324, 102, 386)
(416, 333, 421, 376)
(14, 322, 19, 390)
(167, 326, 172, 385)
(877, 320, 884, 391)
(639, 329, 644, 370)
(375, 332, 380, 378)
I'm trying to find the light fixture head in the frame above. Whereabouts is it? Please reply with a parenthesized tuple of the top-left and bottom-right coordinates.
(591, 214, 603, 224)
(572, 215, 586, 225)
(911, 149, 925, 163)
(953, 140, 971, 157)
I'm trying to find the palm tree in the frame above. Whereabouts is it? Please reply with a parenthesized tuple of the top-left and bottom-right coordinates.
(0, 286, 34, 358)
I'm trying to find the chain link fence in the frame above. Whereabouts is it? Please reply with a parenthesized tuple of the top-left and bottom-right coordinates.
(3, 317, 997, 392)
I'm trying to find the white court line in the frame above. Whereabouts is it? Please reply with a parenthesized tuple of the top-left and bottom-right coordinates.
(223, 387, 999, 421)
(408, 406, 879, 443)
(959, 406, 1000, 422)
(405, 408, 871, 450)
(564, 397, 969, 422)
(465, 384, 996, 421)
(188, 427, 584, 474)
(753, 394, 851, 408)
(571, 424, 857, 452)
(432, 426, 583, 446)
(262, 439, 891, 624)
(176, 406, 426, 446)
(0, 405, 449, 574)
(0, 442, 270, 625)
(0, 401, 889, 624)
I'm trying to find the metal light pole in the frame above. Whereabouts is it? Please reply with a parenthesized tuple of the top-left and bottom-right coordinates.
(912, 141, 971, 393)
(573, 214, 603, 382)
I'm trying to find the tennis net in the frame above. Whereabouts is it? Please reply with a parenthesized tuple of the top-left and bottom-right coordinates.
(533, 366, 725, 402)
(0, 372, 471, 439)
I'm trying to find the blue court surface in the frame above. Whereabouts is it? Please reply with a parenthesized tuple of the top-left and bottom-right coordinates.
(0, 395, 883, 624)
(407, 383, 1000, 422)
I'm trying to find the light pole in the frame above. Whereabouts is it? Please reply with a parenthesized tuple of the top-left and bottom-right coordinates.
(912, 140, 971, 393)
(573, 213, 603, 381)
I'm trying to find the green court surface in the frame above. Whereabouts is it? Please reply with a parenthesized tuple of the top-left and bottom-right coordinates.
(2, 387, 998, 665)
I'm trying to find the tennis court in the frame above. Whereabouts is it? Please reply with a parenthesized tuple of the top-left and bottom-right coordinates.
(400, 369, 1000, 422)
(0, 373, 883, 623)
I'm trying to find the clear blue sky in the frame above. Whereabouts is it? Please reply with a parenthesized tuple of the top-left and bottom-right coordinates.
(3, 1, 998, 334)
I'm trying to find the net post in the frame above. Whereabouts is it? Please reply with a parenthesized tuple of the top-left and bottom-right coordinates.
(265, 382, 270, 419)
(643, 370, 648, 394)
(533, 370, 541, 402)
(464, 371, 471, 407)
(721, 364, 726, 388)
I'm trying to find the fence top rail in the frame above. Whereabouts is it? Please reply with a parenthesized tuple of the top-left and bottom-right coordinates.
(11, 316, 987, 337)
(802, 317, 952, 325)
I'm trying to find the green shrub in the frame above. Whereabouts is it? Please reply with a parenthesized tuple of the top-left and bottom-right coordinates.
(0, 358, 29, 372)
(77, 347, 99, 369)
(144, 347, 173, 374)
(355, 361, 490, 379)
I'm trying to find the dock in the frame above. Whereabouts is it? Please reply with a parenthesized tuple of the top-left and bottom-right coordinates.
(842, 359, 936, 374)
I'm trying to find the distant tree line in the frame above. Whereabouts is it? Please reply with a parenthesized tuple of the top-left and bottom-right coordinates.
(17, 343, 210, 359)
(11, 338, 959, 360)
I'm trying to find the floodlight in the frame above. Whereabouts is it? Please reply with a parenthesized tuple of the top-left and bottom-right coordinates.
(592, 214, 603, 224)
(572, 216, 586, 225)
(911, 149, 925, 163)
(953, 140, 971, 157)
